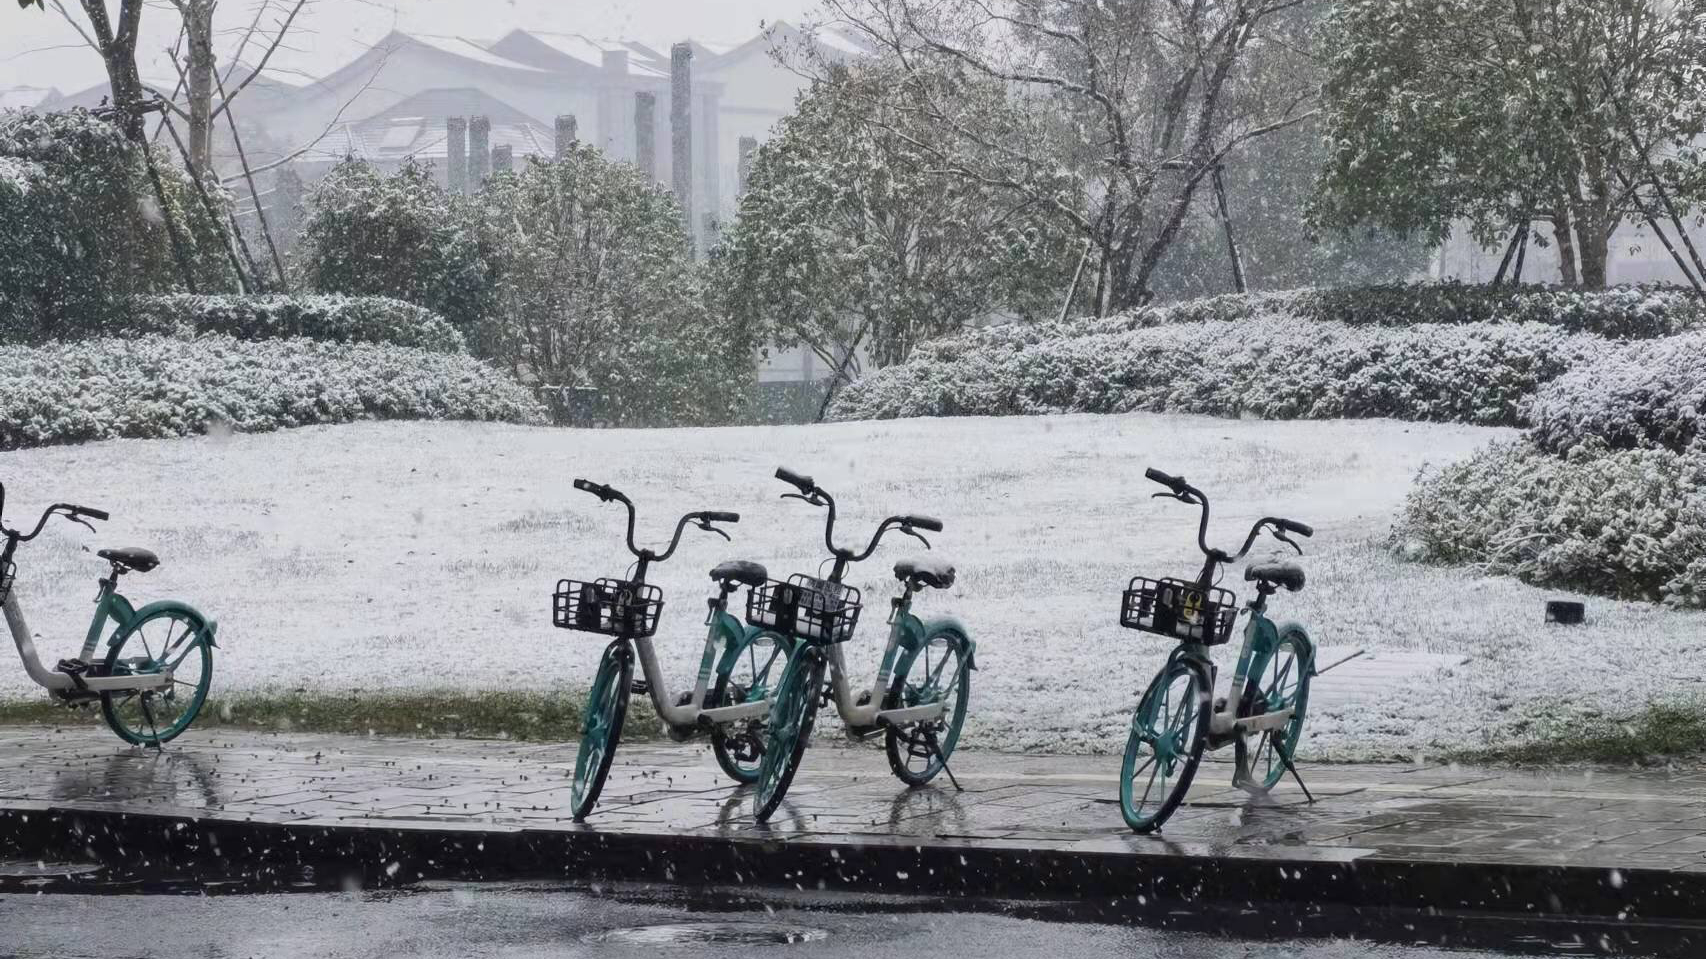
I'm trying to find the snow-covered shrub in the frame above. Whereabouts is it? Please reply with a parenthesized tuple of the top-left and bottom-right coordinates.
(923, 283, 1703, 360)
(1526, 332, 1706, 454)
(125, 294, 466, 353)
(0, 335, 543, 449)
(832, 316, 1603, 426)
(294, 159, 497, 340)
(1391, 439, 1706, 607)
(0, 110, 232, 341)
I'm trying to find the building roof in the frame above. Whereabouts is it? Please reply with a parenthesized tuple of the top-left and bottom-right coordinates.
(302, 87, 557, 164)
(408, 34, 551, 73)
(484, 30, 670, 79)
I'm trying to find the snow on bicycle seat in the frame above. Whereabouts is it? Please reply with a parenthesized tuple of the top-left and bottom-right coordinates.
(710, 560, 767, 587)
(894, 557, 955, 590)
(1245, 559, 1304, 592)
(97, 547, 159, 574)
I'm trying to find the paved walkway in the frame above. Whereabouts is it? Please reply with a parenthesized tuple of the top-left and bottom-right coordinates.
(2, 725, 1705, 922)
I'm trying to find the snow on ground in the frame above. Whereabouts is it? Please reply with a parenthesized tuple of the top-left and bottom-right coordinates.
(0, 414, 1700, 760)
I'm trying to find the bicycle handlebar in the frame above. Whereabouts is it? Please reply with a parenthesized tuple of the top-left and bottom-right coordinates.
(1144, 467, 1189, 496)
(775, 467, 943, 574)
(575, 478, 736, 567)
(775, 467, 814, 494)
(0, 482, 110, 553)
(1145, 466, 1310, 563)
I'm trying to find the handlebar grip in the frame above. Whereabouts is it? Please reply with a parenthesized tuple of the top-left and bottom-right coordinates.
(775, 467, 815, 493)
(1145, 467, 1187, 493)
(573, 478, 613, 500)
(702, 511, 740, 524)
(1276, 518, 1314, 537)
(902, 515, 943, 532)
(71, 506, 109, 522)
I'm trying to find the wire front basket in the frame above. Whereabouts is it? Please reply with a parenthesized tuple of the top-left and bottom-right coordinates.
(553, 578, 664, 638)
(1120, 576, 1237, 646)
(0, 560, 13, 606)
(747, 574, 862, 645)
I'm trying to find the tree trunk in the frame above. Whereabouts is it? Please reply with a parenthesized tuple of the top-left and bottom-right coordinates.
(1576, 222, 1609, 289)
(183, 0, 216, 173)
(1551, 207, 1579, 287)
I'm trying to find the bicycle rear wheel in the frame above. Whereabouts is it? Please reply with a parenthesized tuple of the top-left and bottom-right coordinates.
(710, 630, 788, 784)
(1120, 656, 1211, 833)
(100, 608, 214, 747)
(753, 646, 824, 823)
(1235, 626, 1312, 792)
(570, 641, 632, 821)
(883, 628, 971, 787)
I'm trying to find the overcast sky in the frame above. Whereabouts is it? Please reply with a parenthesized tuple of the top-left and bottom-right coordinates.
(1, 0, 822, 93)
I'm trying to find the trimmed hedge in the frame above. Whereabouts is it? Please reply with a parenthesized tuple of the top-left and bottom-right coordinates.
(831, 317, 1603, 427)
(1526, 332, 1706, 455)
(0, 335, 543, 450)
(123, 294, 467, 353)
(914, 284, 1705, 363)
(1391, 439, 1706, 607)
(1150, 284, 1706, 338)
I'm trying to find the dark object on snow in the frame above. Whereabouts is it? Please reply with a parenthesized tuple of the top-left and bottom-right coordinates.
(1545, 600, 1585, 625)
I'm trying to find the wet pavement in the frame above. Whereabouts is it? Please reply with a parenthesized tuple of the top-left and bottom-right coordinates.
(1, 726, 1705, 931)
(0, 881, 1674, 958)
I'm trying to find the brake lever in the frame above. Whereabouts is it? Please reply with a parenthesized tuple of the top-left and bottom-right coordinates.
(67, 516, 96, 534)
(695, 520, 731, 543)
(1272, 528, 1303, 555)
(898, 526, 932, 550)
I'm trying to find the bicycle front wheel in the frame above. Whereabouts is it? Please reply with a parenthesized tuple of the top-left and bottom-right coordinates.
(753, 646, 824, 823)
(570, 641, 632, 822)
(1235, 626, 1313, 792)
(1120, 656, 1211, 833)
(100, 608, 214, 746)
(883, 628, 971, 787)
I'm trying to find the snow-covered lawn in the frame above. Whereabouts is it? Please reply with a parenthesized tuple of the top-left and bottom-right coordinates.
(1, 415, 1700, 760)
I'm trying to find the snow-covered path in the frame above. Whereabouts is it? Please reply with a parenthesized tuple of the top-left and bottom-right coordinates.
(1, 415, 1698, 759)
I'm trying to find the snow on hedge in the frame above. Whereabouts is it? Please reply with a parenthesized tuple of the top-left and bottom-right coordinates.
(832, 316, 1604, 426)
(124, 294, 468, 353)
(0, 335, 542, 449)
(1393, 439, 1706, 607)
(1526, 331, 1706, 454)
(0, 156, 39, 196)
(3, 414, 1698, 761)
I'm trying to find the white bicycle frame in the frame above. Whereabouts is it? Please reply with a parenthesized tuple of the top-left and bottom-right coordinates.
(820, 585, 951, 730)
(3, 591, 173, 695)
(635, 591, 777, 730)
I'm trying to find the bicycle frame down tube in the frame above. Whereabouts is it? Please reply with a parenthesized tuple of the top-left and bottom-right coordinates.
(4, 592, 170, 694)
(824, 592, 913, 728)
(632, 602, 770, 729)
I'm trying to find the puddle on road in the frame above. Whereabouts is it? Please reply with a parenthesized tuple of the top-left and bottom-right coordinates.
(584, 921, 830, 946)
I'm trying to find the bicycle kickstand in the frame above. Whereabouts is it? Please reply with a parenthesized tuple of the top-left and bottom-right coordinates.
(922, 727, 963, 792)
(1273, 733, 1314, 804)
(140, 694, 165, 751)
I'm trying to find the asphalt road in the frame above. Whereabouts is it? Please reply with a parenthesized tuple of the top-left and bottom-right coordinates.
(0, 881, 1652, 959)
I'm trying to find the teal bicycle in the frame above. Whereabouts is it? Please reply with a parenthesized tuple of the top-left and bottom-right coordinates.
(557, 479, 791, 821)
(0, 483, 218, 746)
(1117, 467, 1317, 833)
(752, 467, 974, 823)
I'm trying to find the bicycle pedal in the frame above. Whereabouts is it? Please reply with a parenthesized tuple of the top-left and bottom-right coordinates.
(629, 680, 651, 695)
(845, 724, 883, 741)
(54, 658, 89, 675)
